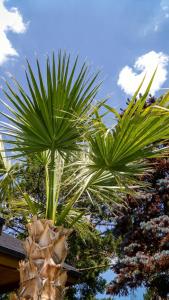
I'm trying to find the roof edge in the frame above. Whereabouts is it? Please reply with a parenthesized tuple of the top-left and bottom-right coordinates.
(0, 217, 5, 235)
(0, 245, 25, 259)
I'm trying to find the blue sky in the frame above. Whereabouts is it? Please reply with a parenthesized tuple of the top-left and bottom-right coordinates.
(2, 0, 169, 109)
(1, 0, 169, 298)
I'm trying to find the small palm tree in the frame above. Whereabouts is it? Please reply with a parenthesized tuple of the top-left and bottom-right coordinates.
(1, 52, 169, 299)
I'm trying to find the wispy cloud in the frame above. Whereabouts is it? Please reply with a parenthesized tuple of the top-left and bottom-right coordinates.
(161, 0, 169, 13)
(143, 0, 169, 35)
(117, 51, 169, 95)
(0, 0, 27, 65)
(154, 0, 169, 31)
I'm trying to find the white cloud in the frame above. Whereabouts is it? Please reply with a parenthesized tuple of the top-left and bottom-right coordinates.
(0, 0, 27, 65)
(117, 51, 169, 95)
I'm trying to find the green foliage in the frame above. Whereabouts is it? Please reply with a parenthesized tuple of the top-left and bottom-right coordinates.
(144, 288, 155, 300)
(0, 152, 115, 299)
(1, 52, 100, 155)
(0, 52, 101, 221)
(0, 294, 9, 300)
(65, 229, 114, 299)
(2, 55, 169, 222)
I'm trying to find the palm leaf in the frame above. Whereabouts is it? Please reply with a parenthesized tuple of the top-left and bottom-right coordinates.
(59, 75, 169, 214)
(0, 52, 101, 221)
(1, 52, 100, 155)
(0, 137, 21, 202)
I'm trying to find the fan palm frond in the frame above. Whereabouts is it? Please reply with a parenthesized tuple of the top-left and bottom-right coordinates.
(0, 137, 21, 203)
(1, 52, 100, 155)
(58, 73, 169, 218)
(0, 52, 101, 221)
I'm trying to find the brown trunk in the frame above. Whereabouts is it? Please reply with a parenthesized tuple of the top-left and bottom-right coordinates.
(11, 216, 71, 300)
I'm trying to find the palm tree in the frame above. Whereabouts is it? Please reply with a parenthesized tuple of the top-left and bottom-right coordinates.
(1, 52, 169, 299)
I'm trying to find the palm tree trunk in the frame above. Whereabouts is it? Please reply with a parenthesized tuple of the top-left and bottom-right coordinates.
(12, 216, 71, 300)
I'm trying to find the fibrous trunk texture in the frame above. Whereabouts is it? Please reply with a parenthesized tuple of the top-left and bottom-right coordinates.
(12, 216, 71, 300)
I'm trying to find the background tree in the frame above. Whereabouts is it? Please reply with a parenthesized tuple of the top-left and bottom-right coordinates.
(107, 96, 169, 300)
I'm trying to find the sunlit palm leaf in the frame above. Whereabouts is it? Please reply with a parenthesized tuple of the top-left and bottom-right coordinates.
(7, 194, 45, 220)
(87, 74, 169, 177)
(0, 52, 100, 155)
(58, 74, 169, 220)
(58, 207, 95, 240)
(0, 137, 20, 202)
(0, 52, 101, 221)
(1, 59, 169, 227)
